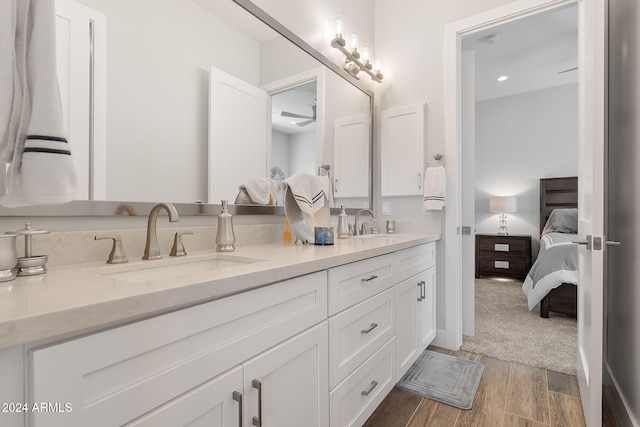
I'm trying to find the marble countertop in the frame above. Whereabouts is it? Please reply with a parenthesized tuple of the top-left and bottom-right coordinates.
(0, 233, 439, 350)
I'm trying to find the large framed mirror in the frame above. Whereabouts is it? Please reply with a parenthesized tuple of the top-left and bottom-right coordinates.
(0, 0, 373, 216)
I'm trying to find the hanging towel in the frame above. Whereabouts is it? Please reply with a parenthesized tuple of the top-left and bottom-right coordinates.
(423, 165, 446, 210)
(239, 176, 277, 205)
(318, 175, 335, 208)
(0, 0, 77, 207)
(283, 172, 327, 216)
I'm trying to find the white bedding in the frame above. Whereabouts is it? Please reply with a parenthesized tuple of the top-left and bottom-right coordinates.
(522, 232, 578, 310)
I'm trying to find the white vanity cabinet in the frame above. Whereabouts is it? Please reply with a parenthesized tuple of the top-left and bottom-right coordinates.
(395, 243, 437, 379)
(28, 271, 328, 427)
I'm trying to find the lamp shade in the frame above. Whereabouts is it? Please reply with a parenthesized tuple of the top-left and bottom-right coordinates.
(489, 196, 517, 213)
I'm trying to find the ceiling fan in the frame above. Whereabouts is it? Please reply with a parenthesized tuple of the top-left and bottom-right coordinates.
(281, 100, 316, 127)
(557, 66, 578, 74)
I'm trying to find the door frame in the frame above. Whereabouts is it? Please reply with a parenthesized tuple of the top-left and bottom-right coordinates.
(443, 0, 577, 349)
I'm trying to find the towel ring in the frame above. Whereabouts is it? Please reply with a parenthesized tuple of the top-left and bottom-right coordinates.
(433, 153, 443, 161)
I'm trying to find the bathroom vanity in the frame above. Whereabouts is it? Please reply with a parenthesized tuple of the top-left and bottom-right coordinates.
(0, 234, 438, 427)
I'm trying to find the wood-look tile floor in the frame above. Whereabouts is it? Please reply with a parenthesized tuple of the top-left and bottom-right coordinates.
(363, 346, 586, 427)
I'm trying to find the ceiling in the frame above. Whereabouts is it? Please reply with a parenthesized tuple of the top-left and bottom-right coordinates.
(462, 4, 578, 102)
(271, 81, 317, 134)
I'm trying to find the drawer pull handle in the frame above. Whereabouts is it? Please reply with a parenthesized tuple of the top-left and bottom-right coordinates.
(232, 391, 243, 427)
(417, 282, 423, 301)
(361, 323, 378, 334)
(361, 275, 378, 282)
(421, 280, 426, 300)
(361, 380, 379, 396)
(252, 379, 262, 427)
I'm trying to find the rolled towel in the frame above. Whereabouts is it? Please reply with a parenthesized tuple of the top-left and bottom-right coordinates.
(239, 176, 277, 205)
(423, 165, 446, 210)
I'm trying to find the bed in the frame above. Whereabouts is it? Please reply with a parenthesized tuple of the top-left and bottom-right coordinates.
(522, 177, 579, 318)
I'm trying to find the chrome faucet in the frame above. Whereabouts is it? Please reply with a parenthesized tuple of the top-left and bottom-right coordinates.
(143, 203, 180, 260)
(354, 209, 377, 235)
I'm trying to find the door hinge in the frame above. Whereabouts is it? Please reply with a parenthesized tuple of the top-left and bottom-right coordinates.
(461, 226, 471, 235)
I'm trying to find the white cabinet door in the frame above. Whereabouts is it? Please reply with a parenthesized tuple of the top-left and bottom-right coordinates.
(244, 322, 328, 427)
(126, 366, 243, 427)
(417, 267, 436, 352)
(396, 266, 436, 379)
(381, 103, 425, 197)
(395, 276, 419, 379)
(333, 115, 370, 199)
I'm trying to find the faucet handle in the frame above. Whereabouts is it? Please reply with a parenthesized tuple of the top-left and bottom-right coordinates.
(170, 231, 193, 257)
(95, 235, 128, 264)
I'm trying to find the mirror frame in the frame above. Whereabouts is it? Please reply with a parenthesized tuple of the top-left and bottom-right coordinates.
(0, 0, 374, 217)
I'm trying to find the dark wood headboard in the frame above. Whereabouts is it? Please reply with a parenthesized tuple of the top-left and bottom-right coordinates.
(540, 177, 578, 233)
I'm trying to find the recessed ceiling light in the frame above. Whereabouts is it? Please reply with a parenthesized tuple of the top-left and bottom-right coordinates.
(497, 75, 509, 82)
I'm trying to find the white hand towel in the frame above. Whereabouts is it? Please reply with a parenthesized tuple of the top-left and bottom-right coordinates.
(239, 176, 277, 205)
(283, 172, 326, 216)
(423, 165, 446, 210)
(1, 0, 77, 207)
(318, 175, 334, 208)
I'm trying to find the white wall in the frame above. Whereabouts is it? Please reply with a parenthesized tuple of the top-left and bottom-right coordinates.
(374, 0, 516, 343)
(74, 0, 261, 203)
(289, 131, 316, 175)
(475, 83, 579, 247)
(271, 131, 290, 178)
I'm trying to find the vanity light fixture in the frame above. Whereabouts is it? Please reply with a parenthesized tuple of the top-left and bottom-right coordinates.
(497, 75, 509, 82)
(331, 20, 383, 83)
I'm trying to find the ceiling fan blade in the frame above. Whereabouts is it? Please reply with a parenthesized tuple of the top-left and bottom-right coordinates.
(281, 111, 313, 119)
(296, 120, 314, 127)
(558, 66, 578, 74)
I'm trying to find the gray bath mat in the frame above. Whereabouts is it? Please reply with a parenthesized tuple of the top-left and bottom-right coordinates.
(396, 350, 484, 410)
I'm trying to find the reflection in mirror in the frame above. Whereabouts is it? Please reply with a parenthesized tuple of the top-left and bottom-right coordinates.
(1, 0, 372, 215)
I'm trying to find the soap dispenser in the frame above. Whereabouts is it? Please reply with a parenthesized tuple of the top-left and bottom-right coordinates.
(216, 200, 236, 252)
(337, 205, 349, 239)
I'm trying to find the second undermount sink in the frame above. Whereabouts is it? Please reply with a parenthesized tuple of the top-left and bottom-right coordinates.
(90, 254, 267, 283)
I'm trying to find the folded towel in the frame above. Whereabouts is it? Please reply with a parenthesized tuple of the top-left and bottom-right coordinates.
(1, 0, 77, 207)
(423, 165, 446, 210)
(239, 176, 277, 205)
(283, 172, 327, 216)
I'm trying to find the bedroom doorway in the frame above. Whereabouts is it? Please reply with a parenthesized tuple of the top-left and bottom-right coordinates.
(457, 4, 580, 375)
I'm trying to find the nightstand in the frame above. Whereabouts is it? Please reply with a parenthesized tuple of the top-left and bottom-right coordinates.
(475, 234, 532, 281)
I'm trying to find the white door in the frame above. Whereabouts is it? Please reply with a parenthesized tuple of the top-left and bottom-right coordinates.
(55, 0, 106, 200)
(243, 323, 328, 427)
(461, 50, 476, 337)
(333, 115, 370, 199)
(576, 0, 606, 425)
(417, 267, 436, 350)
(395, 276, 419, 378)
(208, 67, 267, 203)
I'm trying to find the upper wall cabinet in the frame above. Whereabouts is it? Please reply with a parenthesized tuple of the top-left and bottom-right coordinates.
(381, 103, 426, 197)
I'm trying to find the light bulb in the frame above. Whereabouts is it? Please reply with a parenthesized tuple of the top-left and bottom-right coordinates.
(362, 45, 371, 63)
(335, 18, 344, 38)
(374, 58, 383, 73)
(349, 32, 359, 53)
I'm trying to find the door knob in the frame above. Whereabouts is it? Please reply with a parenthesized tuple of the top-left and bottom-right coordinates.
(572, 235, 592, 250)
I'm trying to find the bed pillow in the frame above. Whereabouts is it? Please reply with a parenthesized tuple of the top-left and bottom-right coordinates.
(542, 208, 578, 235)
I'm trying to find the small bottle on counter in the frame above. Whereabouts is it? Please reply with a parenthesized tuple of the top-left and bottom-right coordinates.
(337, 205, 349, 239)
(216, 200, 236, 252)
(283, 217, 292, 244)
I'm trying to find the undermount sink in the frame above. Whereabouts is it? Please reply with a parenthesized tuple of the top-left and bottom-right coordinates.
(90, 254, 267, 283)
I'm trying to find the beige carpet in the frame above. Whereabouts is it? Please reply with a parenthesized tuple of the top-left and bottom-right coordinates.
(461, 278, 577, 375)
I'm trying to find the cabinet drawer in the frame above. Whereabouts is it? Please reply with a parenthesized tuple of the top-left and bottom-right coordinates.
(330, 338, 395, 427)
(329, 288, 395, 389)
(478, 258, 527, 275)
(396, 242, 435, 283)
(29, 271, 327, 427)
(328, 254, 395, 315)
(477, 237, 527, 255)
